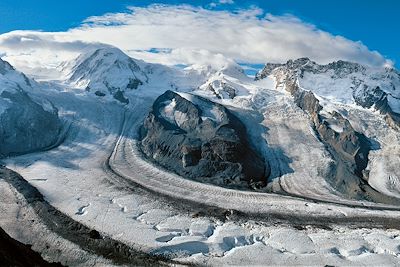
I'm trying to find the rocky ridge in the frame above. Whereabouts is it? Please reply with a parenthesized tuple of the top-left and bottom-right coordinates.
(256, 58, 400, 129)
(139, 90, 269, 188)
(198, 64, 248, 99)
(0, 58, 62, 157)
(256, 59, 379, 199)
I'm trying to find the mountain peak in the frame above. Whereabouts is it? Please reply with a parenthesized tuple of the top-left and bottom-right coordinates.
(287, 57, 314, 67)
(0, 58, 15, 75)
(0, 58, 33, 92)
(256, 58, 380, 80)
(256, 57, 400, 129)
(64, 46, 148, 103)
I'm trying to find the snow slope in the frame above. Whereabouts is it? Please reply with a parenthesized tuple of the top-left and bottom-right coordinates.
(4, 79, 400, 266)
(60, 47, 231, 104)
(60, 47, 148, 103)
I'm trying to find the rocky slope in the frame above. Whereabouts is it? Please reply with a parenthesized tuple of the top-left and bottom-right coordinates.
(197, 63, 249, 99)
(0, 227, 63, 267)
(0, 58, 62, 157)
(256, 58, 400, 202)
(256, 58, 400, 129)
(139, 90, 269, 188)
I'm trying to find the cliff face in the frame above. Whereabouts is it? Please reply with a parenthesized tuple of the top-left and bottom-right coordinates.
(256, 58, 400, 129)
(292, 84, 370, 180)
(256, 59, 377, 198)
(139, 90, 269, 188)
(0, 90, 61, 157)
(0, 59, 62, 158)
(0, 226, 62, 267)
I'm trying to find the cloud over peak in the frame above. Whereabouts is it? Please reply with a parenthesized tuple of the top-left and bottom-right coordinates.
(0, 4, 393, 75)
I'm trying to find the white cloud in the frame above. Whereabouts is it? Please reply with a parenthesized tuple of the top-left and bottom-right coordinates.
(129, 48, 237, 69)
(0, 4, 393, 75)
(219, 0, 234, 4)
(210, 0, 234, 7)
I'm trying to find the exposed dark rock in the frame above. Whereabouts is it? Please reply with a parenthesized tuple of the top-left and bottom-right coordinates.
(293, 89, 323, 115)
(316, 111, 370, 178)
(384, 110, 400, 130)
(256, 60, 375, 197)
(0, 227, 63, 267)
(352, 84, 400, 130)
(256, 58, 400, 130)
(285, 81, 371, 181)
(94, 90, 106, 97)
(257, 59, 373, 180)
(352, 83, 400, 129)
(127, 78, 143, 90)
(113, 90, 129, 104)
(206, 82, 237, 99)
(375, 94, 400, 130)
(0, 167, 172, 266)
(0, 89, 62, 158)
(353, 85, 386, 108)
(89, 229, 102, 239)
(255, 58, 400, 203)
(139, 90, 269, 188)
(256, 58, 366, 81)
(254, 63, 284, 80)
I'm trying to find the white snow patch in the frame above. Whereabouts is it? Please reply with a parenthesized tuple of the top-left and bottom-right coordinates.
(160, 98, 177, 124)
(388, 95, 400, 113)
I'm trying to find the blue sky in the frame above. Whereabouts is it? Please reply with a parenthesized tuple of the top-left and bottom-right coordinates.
(0, 0, 398, 69)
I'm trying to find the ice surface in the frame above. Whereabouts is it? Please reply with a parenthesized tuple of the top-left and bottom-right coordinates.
(2, 51, 400, 266)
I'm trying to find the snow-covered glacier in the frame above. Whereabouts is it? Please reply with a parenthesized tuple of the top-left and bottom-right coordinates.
(1, 47, 400, 266)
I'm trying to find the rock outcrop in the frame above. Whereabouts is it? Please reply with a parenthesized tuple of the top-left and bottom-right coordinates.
(204, 80, 237, 99)
(139, 90, 269, 188)
(256, 60, 376, 197)
(287, 79, 371, 179)
(0, 58, 62, 157)
(0, 227, 63, 267)
(0, 89, 62, 157)
(256, 58, 400, 129)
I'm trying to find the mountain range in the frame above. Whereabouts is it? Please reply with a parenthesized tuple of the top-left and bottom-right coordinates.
(1, 45, 400, 266)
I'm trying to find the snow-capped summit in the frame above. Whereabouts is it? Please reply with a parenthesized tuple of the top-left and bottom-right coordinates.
(256, 58, 400, 106)
(256, 58, 400, 128)
(0, 58, 13, 74)
(0, 58, 33, 92)
(185, 61, 246, 81)
(191, 62, 250, 99)
(63, 47, 148, 103)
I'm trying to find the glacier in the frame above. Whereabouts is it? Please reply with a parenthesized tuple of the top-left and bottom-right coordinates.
(1, 46, 400, 266)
